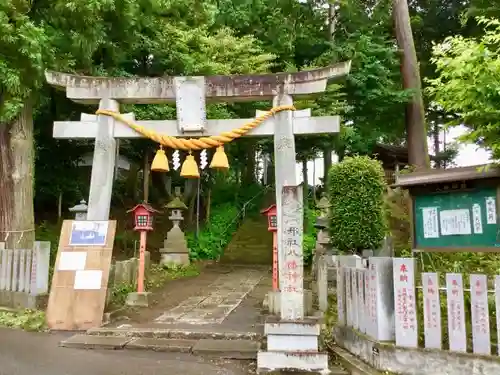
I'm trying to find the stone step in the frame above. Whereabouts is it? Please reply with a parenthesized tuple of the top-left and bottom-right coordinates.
(60, 334, 131, 350)
(233, 229, 271, 237)
(257, 351, 334, 374)
(86, 326, 262, 341)
(192, 338, 260, 360)
(227, 244, 272, 250)
(125, 338, 196, 352)
(59, 335, 259, 359)
(226, 243, 272, 249)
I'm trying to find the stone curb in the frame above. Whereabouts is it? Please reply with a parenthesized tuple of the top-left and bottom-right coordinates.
(59, 335, 132, 350)
(126, 338, 197, 352)
(328, 343, 384, 375)
(60, 334, 260, 360)
(192, 338, 259, 360)
(87, 327, 262, 341)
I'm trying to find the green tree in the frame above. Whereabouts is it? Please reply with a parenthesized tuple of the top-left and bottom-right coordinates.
(426, 17, 500, 160)
(1, 0, 279, 246)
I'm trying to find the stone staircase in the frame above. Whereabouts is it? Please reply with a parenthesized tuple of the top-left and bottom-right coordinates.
(60, 327, 261, 360)
(220, 216, 273, 265)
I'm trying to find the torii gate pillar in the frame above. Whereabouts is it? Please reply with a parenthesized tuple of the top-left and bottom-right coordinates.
(46, 62, 351, 373)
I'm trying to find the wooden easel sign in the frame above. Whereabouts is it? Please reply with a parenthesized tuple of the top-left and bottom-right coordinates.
(46, 220, 116, 331)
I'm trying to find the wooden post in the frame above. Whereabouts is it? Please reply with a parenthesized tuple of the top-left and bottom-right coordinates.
(137, 231, 147, 293)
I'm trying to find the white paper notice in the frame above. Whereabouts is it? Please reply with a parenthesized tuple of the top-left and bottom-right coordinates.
(472, 204, 483, 234)
(440, 209, 471, 236)
(74, 270, 102, 290)
(58, 252, 87, 271)
(486, 197, 497, 224)
(422, 207, 439, 238)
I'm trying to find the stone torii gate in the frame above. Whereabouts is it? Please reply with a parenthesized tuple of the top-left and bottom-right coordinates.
(45, 62, 351, 372)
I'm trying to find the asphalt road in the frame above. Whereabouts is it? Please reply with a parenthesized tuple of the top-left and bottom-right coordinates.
(0, 328, 252, 375)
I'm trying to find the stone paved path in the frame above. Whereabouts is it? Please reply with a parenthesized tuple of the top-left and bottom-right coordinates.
(154, 268, 263, 325)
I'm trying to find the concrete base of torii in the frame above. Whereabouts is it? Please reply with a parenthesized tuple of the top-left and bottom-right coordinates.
(257, 186, 328, 374)
(256, 316, 329, 374)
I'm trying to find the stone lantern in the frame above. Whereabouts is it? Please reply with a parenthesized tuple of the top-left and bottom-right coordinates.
(312, 194, 337, 311)
(69, 200, 88, 220)
(314, 194, 332, 256)
(159, 188, 190, 266)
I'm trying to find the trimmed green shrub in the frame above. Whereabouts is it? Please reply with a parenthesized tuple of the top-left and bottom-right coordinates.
(327, 155, 388, 253)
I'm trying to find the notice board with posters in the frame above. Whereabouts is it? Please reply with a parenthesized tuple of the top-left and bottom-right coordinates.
(414, 188, 499, 250)
(46, 220, 116, 331)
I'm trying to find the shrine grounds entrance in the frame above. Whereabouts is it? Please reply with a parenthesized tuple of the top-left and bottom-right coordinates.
(47, 63, 351, 373)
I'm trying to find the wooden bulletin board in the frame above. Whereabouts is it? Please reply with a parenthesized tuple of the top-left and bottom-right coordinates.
(413, 187, 499, 251)
(46, 220, 116, 331)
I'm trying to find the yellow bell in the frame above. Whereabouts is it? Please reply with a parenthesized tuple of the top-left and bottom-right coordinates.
(210, 146, 229, 170)
(180, 153, 200, 178)
(151, 147, 169, 172)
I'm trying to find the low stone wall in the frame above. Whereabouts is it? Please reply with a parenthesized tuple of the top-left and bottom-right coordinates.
(0, 291, 46, 310)
(334, 326, 500, 375)
(108, 252, 151, 287)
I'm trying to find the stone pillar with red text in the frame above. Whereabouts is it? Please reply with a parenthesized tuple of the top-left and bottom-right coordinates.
(257, 185, 329, 373)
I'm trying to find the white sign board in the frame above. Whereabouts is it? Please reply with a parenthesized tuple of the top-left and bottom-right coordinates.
(74, 270, 103, 290)
(58, 252, 87, 271)
(446, 273, 466, 353)
(422, 273, 441, 349)
(470, 274, 491, 355)
(422, 207, 439, 238)
(393, 258, 418, 348)
(472, 204, 483, 234)
(439, 209, 471, 236)
(486, 197, 497, 224)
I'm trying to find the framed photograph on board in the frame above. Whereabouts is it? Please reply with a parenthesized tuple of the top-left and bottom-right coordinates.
(69, 221, 109, 246)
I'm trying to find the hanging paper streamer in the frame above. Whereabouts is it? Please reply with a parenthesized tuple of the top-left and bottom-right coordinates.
(172, 150, 181, 171)
(200, 149, 208, 170)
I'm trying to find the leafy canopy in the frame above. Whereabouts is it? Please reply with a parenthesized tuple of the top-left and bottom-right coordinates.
(426, 17, 500, 159)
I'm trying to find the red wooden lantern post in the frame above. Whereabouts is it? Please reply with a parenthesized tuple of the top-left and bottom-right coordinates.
(261, 204, 278, 291)
(127, 203, 160, 293)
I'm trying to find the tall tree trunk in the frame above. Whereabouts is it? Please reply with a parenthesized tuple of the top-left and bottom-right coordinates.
(57, 191, 63, 220)
(323, 1, 337, 190)
(267, 156, 275, 187)
(143, 153, 150, 203)
(0, 101, 35, 248)
(328, 1, 337, 39)
(393, 0, 429, 169)
(323, 147, 332, 188)
(432, 122, 440, 169)
(242, 142, 256, 186)
(301, 159, 309, 199)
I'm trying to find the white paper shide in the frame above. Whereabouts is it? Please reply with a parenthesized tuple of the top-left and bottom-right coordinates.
(439, 209, 471, 236)
(422, 207, 439, 239)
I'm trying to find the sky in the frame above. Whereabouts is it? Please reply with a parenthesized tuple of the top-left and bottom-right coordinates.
(295, 125, 492, 186)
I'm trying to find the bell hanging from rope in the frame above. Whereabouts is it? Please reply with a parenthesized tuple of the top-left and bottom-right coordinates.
(151, 146, 169, 172)
(210, 145, 229, 170)
(180, 152, 200, 178)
